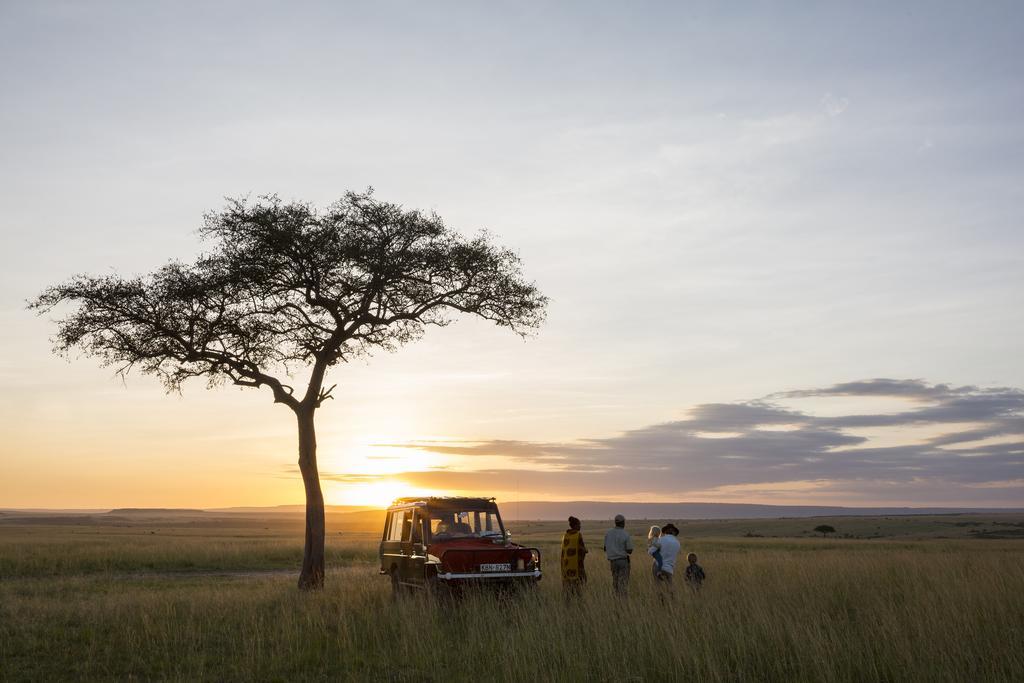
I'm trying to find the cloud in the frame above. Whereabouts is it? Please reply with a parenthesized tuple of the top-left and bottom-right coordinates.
(340, 379, 1024, 505)
(318, 473, 390, 484)
(280, 467, 390, 485)
(820, 92, 850, 117)
(774, 378, 957, 399)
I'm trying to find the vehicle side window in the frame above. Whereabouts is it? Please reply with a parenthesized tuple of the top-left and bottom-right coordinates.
(388, 510, 408, 541)
(401, 511, 414, 542)
(410, 510, 424, 544)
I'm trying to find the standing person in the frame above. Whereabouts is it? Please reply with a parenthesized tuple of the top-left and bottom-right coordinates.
(684, 552, 706, 590)
(647, 525, 663, 578)
(603, 514, 633, 596)
(651, 523, 681, 590)
(560, 516, 587, 599)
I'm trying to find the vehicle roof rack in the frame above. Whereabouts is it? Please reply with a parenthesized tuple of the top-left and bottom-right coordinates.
(389, 496, 497, 506)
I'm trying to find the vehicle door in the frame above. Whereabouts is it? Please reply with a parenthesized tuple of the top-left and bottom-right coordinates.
(401, 507, 428, 586)
(381, 507, 409, 577)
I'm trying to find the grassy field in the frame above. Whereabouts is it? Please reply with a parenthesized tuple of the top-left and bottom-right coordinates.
(1, 513, 1023, 682)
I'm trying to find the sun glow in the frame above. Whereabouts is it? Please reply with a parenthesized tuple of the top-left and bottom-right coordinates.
(314, 435, 455, 508)
(329, 480, 440, 508)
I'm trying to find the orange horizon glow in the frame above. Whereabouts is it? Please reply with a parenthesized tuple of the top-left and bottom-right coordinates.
(2, 354, 1022, 510)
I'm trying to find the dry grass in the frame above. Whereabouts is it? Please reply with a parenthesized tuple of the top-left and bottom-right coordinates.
(1, 524, 1022, 682)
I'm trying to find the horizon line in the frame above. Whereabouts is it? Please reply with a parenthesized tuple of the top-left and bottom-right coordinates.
(4, 501, 1024, 514)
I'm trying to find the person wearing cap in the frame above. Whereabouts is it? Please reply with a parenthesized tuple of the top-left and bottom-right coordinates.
(560, 516, 587, 599)
(603, 514, 633, 596)
(651, 523, 681, 589)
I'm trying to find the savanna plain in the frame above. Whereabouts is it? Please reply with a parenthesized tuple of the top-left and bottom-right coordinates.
(1, 510, 1022, 682)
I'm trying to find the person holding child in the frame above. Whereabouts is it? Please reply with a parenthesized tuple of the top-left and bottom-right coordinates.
(647, 525, 663, 578)
(649, 523, 681, 587)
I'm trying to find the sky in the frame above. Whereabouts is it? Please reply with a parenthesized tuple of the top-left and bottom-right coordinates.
(1, 2, 1022, 509)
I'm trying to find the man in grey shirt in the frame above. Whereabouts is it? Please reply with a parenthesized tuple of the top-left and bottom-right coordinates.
(603, 514, 633, 596)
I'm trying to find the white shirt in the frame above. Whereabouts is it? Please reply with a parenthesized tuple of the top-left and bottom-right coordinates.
(650, 533, 681, 574)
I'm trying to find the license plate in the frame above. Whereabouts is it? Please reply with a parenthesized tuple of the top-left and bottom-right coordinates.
(480, 563, 511, 572)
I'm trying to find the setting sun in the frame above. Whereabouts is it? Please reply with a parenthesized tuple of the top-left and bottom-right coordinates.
(329, 480, 428, 508)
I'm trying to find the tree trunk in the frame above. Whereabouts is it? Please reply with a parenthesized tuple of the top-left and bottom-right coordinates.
(296, 407, 325, 590)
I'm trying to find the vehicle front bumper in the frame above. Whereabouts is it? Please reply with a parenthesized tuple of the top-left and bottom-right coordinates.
(437, 569, 541, 581)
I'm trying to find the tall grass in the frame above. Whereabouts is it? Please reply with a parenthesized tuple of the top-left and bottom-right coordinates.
(0, 526, 367, 577)
(1, 530, 1022, 681)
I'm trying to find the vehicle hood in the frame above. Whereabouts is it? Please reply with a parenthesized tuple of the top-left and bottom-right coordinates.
(428, 537, 523, 553)
(427, 537, 536, 573)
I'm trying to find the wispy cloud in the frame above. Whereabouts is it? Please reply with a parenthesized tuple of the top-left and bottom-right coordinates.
(820, 92, 850, 117)
(334, 379, 1024, 505)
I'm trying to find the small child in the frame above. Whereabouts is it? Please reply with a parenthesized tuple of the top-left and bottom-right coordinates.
(647, 525, 663, 578)
(684, 552, 706, 590)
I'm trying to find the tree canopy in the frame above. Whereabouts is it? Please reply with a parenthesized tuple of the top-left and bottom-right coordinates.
(31, 191, 547, 410)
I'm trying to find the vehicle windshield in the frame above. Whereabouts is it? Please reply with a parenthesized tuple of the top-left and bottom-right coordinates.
(428, 509, 504, 541)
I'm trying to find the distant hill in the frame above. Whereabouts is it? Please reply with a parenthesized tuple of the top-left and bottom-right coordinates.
(208, 505, 377, 514)
(493, 501, 1024, 521)
(4, 502, 1020, 523)
(0, 508, 110, 515)
(109, 508, 206, 515)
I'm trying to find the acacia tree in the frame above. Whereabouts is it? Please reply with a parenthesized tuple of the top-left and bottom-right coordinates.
(30, 191, 547, 590)
(814, 524, 836, 538)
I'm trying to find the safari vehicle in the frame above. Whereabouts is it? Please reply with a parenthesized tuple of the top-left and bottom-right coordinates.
(379, 496, 541, 594)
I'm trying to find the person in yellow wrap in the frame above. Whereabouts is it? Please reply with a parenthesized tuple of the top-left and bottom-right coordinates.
(560, 516, 588, 599)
